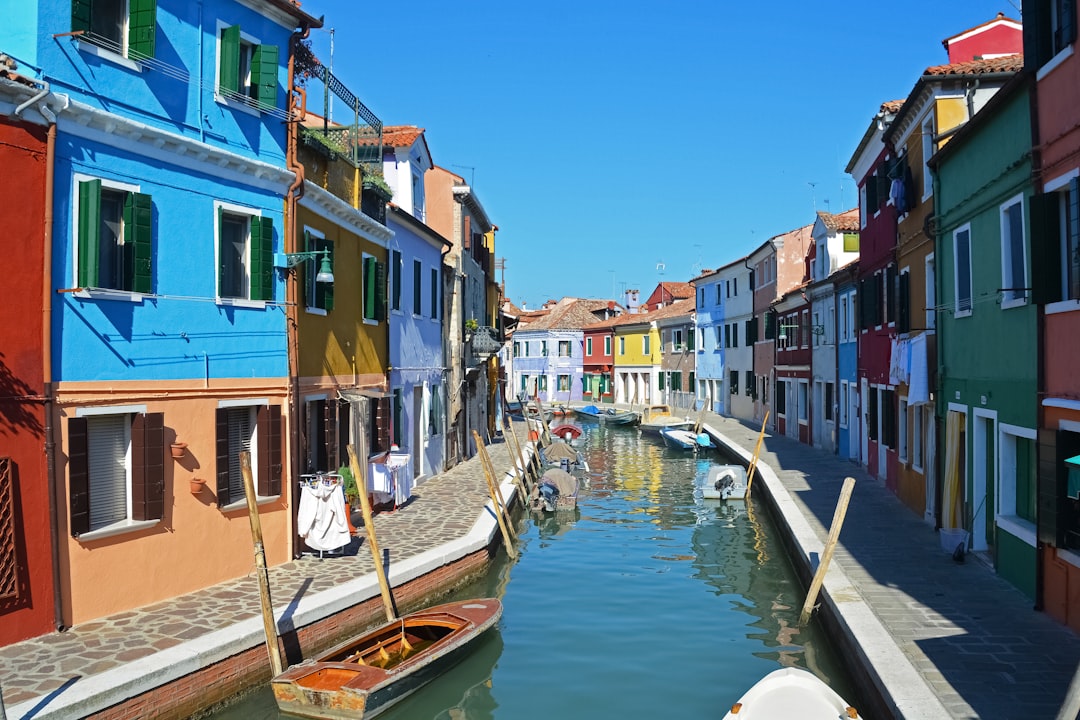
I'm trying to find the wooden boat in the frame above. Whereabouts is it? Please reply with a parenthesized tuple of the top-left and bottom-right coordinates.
(575, 404, 640, 425)
(722, 667, 862, 719)
(659, 426, 714, 450)
(639, 416, 694, 436)
(272, 599, 503, 719)
(540, 439, 590, 477)
(529, 467, 579, 512)
(697, 464, 748, 500)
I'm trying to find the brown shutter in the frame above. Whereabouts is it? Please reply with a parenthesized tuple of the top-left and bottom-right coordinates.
(131, 412, 164, 521)
(69, 417, 90, 537)
(323, 399, 335, 470)
(215, 408, 232, 505)
(257, 404, 282, 497)
(374, 396, 391, 453)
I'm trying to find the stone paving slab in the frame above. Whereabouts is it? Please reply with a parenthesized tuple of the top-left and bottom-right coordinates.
(0, 431, 532, 718)
(697, 410, 1080, 720)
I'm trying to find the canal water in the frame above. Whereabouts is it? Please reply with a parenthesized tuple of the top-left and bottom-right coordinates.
(211, 423, 860, 719)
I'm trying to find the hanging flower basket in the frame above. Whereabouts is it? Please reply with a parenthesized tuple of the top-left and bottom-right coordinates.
(189, 477, 206, 494)
(171, 442, 188, 459)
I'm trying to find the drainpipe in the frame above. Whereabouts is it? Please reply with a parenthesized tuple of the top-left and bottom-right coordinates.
(286, 24, 311, 558)
(1027, 74, 1046, 613)
(16, 83, 67, 631)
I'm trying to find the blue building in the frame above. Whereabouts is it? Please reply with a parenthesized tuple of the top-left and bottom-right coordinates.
(18, 0, 321, 626)
(692, 267, 727, 414)
(835, 264, 860, 462)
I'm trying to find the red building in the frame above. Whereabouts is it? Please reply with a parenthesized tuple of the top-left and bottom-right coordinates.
(642, 281, 693, 311)
(582, 313, 618, 403)
(1027, 0, 1080, 631)
(774, 283, 812, 445)
(941, 12, 1022, 63)
(0, 82, 57, 644)
(846, 100, 903, 492)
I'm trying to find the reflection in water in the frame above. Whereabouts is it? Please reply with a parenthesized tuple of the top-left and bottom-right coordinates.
(209, 424, 856, 719)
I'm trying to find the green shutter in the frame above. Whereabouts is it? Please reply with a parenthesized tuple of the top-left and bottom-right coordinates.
(659, 373, 665, 391)
(1030, 191, 1063, 305)
(78, 179, 102, 287)
(302, 229, 312, 305)
(375, 260, 387, 321)
(321, 240, 334, 311)
(219, 25, 241, 95)
(250, 216, 274, 301)
(72, 0, 92, 34)
(364, 256, 377, 319)
(128, 0, 156, 59)
(251, 43, 279, 110)
(123, 191, 152, 294)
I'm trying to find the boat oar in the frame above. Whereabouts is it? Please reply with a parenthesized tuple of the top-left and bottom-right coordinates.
(239, 451, 283, 676)
(347, 445, 397, 623)
(745, 411, 769, 500)
(472, 430, 518, 558)
(798, 476, 856, 626)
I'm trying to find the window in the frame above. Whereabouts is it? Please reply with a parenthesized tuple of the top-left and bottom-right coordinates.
(72, 0, 157, 60)
(912, 406, 924, 471)
(688, 328, 695, 350)
(885, 265, 897, 325)
(825, 382, 834, 422)
(925, 254, 936, 330)
(724, 324, 731, 348)
(839, 382, 848, 428)
(429, 384, 442, 436)
(557, 374, 570, 392)
(604, 336, 612, 356)
(882, 389, 896, 449)
(921, 113, 935, 200)
(513, 342, 520, 357)
(216, 404, 281, 506)
(302, 230, 332, 311)
(671, 372, 682, 392)
(715, 325, 722, 348)
(733, 277, 738, 295)
(659, 372, 666, 391)
(898, 269, 911, 333)
(643, 335, 650, 355)
(430, 268, 438, 319)
(899, 397, 909, 462)
(798, 381, 808, 423)
(698, 287, 704, 308)
(868, 390, 878, 441)
(76, 178, 153, 294)
(618, 337, 625, 355)
(729, 370, 739, 395)
(216, 207, 273, 302)
(524, 342, 531, 357)
(1032, 178, 1080, 304)
(586, 337, 593, 356)
(538, 376, 548, 392)
(954, 225, 972, 316)
(776, 380, 787, 414)
(1000, 430, 1037, 526)
(413, 260, 422, 315)
(541, 340, 548, 356)
(813, 311, 821, 347)
(68, 409, 164, 536)
(391, 250, 401, 311)
(558, 341, 571, 357)
(392, 389, 403, 445)
(731, 323, 738, 348)
(218, 24, 279, 112)
(673, 329, 684, 350)
(745, 371, 754, 397)
(715, 284, 722, 304)
(1029, 0, 1077, 69)
(1000, 196, 1027, 307)
(362, 254, 387, 322)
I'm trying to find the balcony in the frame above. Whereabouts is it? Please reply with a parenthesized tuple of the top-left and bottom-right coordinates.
(468, 326, 503, 363)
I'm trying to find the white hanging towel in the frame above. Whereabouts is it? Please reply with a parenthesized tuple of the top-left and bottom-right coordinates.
(297, 482, 351, 552)
(907, 333, 930, 405)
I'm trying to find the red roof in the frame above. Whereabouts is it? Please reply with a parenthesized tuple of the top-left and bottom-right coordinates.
(381, 125, 426, 148)
(924, 54, 1022, 76)
(818, 208, 860, 233)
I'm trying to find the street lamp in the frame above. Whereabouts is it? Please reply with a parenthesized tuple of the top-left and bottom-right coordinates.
(273, 249, 334, 284)
(777, 322, 825, 343)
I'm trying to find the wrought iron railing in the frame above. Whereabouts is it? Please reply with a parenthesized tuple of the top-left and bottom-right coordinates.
(469, 326, 503, 360)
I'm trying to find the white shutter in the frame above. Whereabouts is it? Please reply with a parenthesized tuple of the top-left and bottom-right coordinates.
(87, 415, 129, 529)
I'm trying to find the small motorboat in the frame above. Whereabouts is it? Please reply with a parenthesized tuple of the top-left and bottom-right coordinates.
(574, 405, 639, 425)
(639, 416, 694, 436)
(541, 439, 590, 476)
(722, 667, 863, 719)
(659, 426, 714, 450)
(529, 467, 579, 512)
(697, 464, 748, 500)
(272, 599, 502, 719)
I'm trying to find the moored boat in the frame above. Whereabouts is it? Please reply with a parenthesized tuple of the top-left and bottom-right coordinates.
(573, 404, 639, 425)
(271, 599, 502, 719)
(697, 464, 748, 500)
(550, 423, 583, 441)
(639, 416, 694, 436)
(659, 426, 714, 450)
(529, 467, 579, 512)
(722, 667, 862, 719)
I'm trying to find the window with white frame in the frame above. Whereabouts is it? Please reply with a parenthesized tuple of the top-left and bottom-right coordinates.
(642, 335, 651, 355)
(219, 204, 273, 302)
(839, 381, 848, 428)
(217, 23, 279, 112)
(558, 340, 571, 357)
(953, 226, 972, 316)
(72, 0, 157, 61)
(541, 340, 548, 356)
(798, 381, 809, 423)
(68, 407, 165, 537)
(1000, 195, 1027, 307)
(586, 337, 593, 356)
(998, 426, 1037, 527)
(618, 337, 625, 355)
(673, 329, 684, 350)
(1049, 177, 1080, 301)
(801, 310, 809, 348)
(1030, 0, 1077, 69)
(75, 176, 153, 294)
(557, 374, 570, 391)
(604, 336, 612, 356)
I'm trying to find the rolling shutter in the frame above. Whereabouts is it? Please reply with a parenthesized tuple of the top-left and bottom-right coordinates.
(87, 415, 128, 530)
(69, 417, 90, 536)
(131, 412, 164, 521)
(124, 191, 153, 294)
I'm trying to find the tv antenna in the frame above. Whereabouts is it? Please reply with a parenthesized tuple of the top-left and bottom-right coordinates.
(452, 164, 476, 186)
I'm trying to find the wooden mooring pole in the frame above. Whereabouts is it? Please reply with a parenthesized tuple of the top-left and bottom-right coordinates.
(505, 418, 533, 486)
(472, 430, 517, 558)
(500, 419, 530, 505)
(745, 411, 769, 499)
(347, 445, 396, 623)
(798, 476, 856, 627)
(239, 451, 283, 676)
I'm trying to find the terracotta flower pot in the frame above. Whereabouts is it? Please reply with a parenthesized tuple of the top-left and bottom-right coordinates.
(171, 442, 188, 459)
(190, 478, 206, 494)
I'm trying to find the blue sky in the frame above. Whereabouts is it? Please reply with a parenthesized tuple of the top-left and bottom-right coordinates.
(298, 0, 1019, 309)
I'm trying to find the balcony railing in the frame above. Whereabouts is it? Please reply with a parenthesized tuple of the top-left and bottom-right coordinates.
(468, 326, 503, 362)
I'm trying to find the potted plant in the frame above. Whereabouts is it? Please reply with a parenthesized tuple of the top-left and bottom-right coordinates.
(189, 477, 206, 494)
(464, 318, 479, 341)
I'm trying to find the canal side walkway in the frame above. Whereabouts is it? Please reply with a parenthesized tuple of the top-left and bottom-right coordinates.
(693, 409, 1080, 720)
(0, 433, 533, 720)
